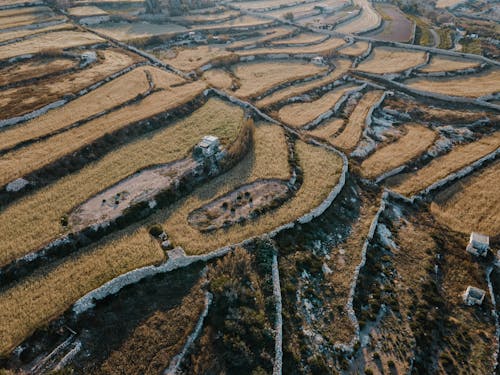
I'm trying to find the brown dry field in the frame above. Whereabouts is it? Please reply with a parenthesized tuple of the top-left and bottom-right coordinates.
(335, 0, 380, 34)
(420, 55, 481, 72)
(232, 60, 326, 99)
(201, 68, 234, 89)
(192, 15, 272, 31)
(232, 0, 292, 10)
(228, 26, 294, 49)
(331, 90, 384, 150)
(431, 160, 500, 236)
(0, 30, 104, 60)
(0, 80, 206, 188)
(67, 5, 109, 16)
(0, 48, 141, 120)
(155, 45, 235, 72)
(255, 58, 351, 107)
(406, 69, 500, 98)
(306, 118, 345, 142)
(0, 6, 61, 30)
(0, 56, 77, 86)
(270, 32, 326, 45)
(0, 66, 164, 151)
(360, 124, 437, 179)
(393, 131, 500, 196)
(0, 98, 243, 272)
(0, 22, 75, 43)
(338, 41, 370, 56)
(355, 46, 427, 74)
(236, 37, 345, 57)
(278, 84, 357, 128)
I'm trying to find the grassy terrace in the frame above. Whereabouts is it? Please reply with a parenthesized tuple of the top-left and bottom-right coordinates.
(360, 124, 437, 179)
(0, 98, 242, 268)
(355, 46, 427, 74)
(393, 131, 500, 196)
(419, 55, 480, 73)
(236, 37, 345, 57)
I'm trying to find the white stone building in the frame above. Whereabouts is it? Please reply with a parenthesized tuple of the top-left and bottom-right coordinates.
(466, 232, 490, 257)
(463, 286, 486, 306)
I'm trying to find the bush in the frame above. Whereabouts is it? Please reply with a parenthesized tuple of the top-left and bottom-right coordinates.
(283, 12, 294, 21)
(148, 223, 163, 237)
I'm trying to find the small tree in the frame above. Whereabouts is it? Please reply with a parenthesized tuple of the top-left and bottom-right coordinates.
(283, 12, 294, 21)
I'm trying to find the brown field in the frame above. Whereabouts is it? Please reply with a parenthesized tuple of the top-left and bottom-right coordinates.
(91, 21, 187, 42)
(355, 46, 427, 74)
(0, 56, 77, 86)
(436, 0, 466, 8)
(431, 160, 500, 236)
(232, 0, 291, 10)
(393, 131, 500, 196)
(0, 66, 164, 151)
(0, 22, 74, 43)
(331, 90, 384, 150)
(202, 68, 234, 89)
(67, 5, 108, 16)
(306, 118, 345, 142)
(0, 30, 104, 61)
(0, 48, 141, 120)
(192, 15, 272, 31)
(154, 45, 235, 72)
(406, 69, 500, 98)
(0, 7, 62, 30)
(255, 58, 351, 108)
(236, 37, 345, 57)
(228, 26, 294, 49)
(360, 124, 436, 179)
(232, 60, 326, 99)
(270, 32, 326, 45)
(338, 41, 370, 56)
(278, 84, 358, 128)
(0, 98, 242, 268)
(0, 80, 206, 187)
(420, 55, 481, 72)
(335, 0, 380, 34)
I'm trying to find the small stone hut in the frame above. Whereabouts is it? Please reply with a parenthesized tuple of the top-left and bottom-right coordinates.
(463, 286, 486, 306)
(311, 56, 326, 66)
(466, 232, 489, 257)
(194, 135, 220, 158)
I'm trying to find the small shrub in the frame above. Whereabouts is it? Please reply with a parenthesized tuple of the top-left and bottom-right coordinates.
(148, 224, 163, 237)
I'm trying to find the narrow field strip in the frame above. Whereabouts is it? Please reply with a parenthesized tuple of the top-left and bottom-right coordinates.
(393, 131, 500, 196)
(255, 58, 351, 108)
(236, 37, 345, 57)
(338, 41, 370, 56)
(0, 98, 242, 268)
(153, 45, 236, 72)
(278, 84, 357, 128)
(0, 48, 142, 120)
(0, 80, 206, 187)
(331, 90, 384, 150)
(355, 46, 427, 74)
(0, 22, 73, 44)
(335, 0, 380, 34)
(228, 26, 294, 50)
(270, 32, 326, 45)
(306, 118, 345, 142)
(0, 66, 170, 152)
(419, 55, 481, 73)
(360, 124, 437, 179)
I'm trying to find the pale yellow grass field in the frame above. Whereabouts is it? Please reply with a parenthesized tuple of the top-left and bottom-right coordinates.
(67, 5, 108, 16)
(338, 41, 370, 56)
(255, 58, 351, 107)
(394, 131, 500, 196)
(0, 30, 104, 60)
(436, 0, 466, 8)
(360, 124, 437, 179)
(331, 90, 384, 150)
(271, 32, 326, 45)
(0, 56, 76, 86)
(202, 68, 234, 89)
(0, 99, 243, 268)
(278, 84, 357, 128)
(355, 46, 427, 74)
(0, 48, 141, 119)
(0, 66, 164, 151)
(307, 118, 345, 143)
(229, 26, 294, 49)
(335, 0, 380, 34)
(406, 69, 500, 98)
(0, 80, 207, 187)
(430, 160, 500, 236)
(233, 0, 292, 10)
(91, 21, 187, 42)
(156, 45, 235, 72)
(0, 22, 74, 43)
(420, 55, 481, 73)
(0, 6, 60, 30)
(232, 60, 326, 99)
(192, 15, 272, 31)
(0, 5, 52, 17)
(237, 37, 345, 57)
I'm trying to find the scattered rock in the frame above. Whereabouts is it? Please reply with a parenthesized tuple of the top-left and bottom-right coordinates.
(6, 178, 29, 192)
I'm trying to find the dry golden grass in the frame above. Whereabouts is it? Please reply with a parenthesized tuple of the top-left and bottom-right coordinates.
(0, 30, 104, 60)
(202, 68, 234, 89)
(161, 137, 342, 255)
(0, 22, 74, 43)
(338, 41, 370, 56)
(270, 32, 326, 45)
(307, 118, 344, 142)
(192, 15, 272, 31)
(255, 58, 351, 108)
(431, 160, 500, 236)
(360, 124, 437, 179)
(0, 6, 61, 30)
(278, 84, 357, 128)
(229, 26, 294, 49)
(67, 5, 108, 16)
(420, 55, 481, 72)
(0, 4, 51, 17)
(0, 98, 243, 267)
(355, 46, 427, 74)
(0, 66, 162, 151)
(393, 131, 500, 196)
(0, 48, 141, 120)
(233, 0, 291, 9)
(406, 69, 500, 98)
(232, 60, 326, 99)
(335, 0, 380, 34)
(331, 90, 384, 150)
(236, 37, 345, 57)
(155, 45, 235, 72)
(436, 0, 465, 8)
